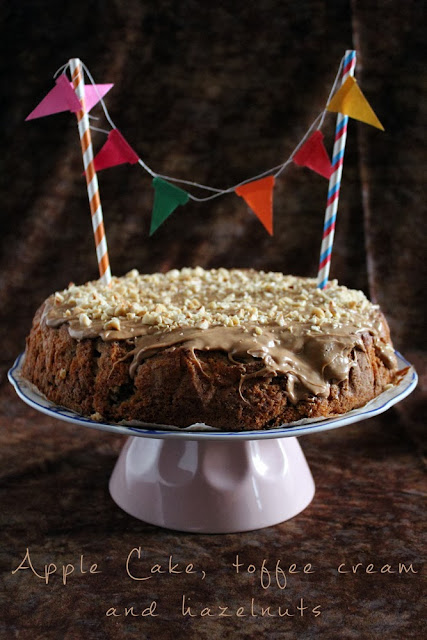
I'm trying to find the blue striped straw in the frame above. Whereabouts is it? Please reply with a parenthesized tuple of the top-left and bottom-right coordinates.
(317, 50, 356, 289)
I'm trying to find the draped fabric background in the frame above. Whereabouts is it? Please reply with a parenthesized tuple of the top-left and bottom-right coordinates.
(0, 2, 425, 638)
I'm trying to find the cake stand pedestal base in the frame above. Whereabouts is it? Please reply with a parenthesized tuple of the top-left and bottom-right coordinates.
(109, 435, 315, 533)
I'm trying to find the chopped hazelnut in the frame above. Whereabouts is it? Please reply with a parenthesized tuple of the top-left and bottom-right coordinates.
(47, 267, 378, 335)
(104, 317, 121, 331)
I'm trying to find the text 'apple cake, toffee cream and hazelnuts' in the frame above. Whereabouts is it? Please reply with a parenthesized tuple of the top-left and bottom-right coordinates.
(22, 267, 398, 431)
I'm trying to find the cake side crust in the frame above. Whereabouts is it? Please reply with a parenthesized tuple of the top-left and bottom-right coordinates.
(22, 309, 396, 431)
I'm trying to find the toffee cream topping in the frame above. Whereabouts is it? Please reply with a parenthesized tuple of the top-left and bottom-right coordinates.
(42, 267, 397, 404)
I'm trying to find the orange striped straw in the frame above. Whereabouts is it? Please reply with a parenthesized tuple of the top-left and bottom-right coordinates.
(69, 58, 111, 285)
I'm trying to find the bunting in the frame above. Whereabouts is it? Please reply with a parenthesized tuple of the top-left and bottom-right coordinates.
(327, 76, 384, 131)
(93, 129, 139, 172)
(25, 54, 386, 243)
(150, 177, 190, 235)
(292, 131, 333, 179)
(235, 176, 275, 235)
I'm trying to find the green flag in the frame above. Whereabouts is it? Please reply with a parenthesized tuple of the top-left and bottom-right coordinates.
(150, 177, 190, 235)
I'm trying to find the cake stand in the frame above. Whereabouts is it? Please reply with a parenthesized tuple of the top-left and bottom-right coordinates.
(8, 352, 417, 533)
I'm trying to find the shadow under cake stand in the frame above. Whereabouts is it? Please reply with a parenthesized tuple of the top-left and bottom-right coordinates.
(9, 353, 417, 533)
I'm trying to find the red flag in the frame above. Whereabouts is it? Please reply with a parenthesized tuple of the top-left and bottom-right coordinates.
(25, 74, 82, 120)
(235, 176, 275, 235)
(292, 131, 333, 179)
(93, 129, 139, 172)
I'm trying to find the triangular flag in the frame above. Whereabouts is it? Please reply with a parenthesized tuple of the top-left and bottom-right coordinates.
(69, 82, 113, 112)
(235, 176, 275, 235)
(292, 131, 333, 179)
(93, 129, 139, 172)
(150, 177, 190, 235)
(25, 74, 82, 120)
(327, 76, 384, 131)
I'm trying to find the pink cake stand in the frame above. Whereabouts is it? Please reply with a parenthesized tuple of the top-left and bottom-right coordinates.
(9, 352, 417, 533)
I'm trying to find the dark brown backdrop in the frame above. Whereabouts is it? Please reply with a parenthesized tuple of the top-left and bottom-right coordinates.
(0, 2, 425, 639)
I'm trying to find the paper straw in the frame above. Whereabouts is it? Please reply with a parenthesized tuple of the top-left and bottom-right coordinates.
(69, 58, 112, 286)
(317, 50, 356, 289)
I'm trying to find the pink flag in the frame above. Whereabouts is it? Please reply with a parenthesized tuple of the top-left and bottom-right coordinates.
(25, 74, 82, 120)
(93, 129, 139, 172)
(292, 131, 333, 179)
(70, 82, 113, 112)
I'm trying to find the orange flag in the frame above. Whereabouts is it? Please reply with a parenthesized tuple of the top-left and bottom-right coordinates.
(235, 176, 275, 235)
(327, 76, 384, 131)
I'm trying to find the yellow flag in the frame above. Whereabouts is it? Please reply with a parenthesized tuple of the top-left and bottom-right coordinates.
(327, 76, 384, 131)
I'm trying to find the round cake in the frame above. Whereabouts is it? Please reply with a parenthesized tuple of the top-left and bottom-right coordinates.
(22, 267, 398, 431)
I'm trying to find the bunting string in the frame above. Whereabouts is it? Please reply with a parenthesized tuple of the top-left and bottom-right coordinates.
(26, 52, 384, 281)
(60, 59, 346, 201)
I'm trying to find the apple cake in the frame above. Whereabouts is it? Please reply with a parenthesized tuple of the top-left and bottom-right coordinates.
(22, 267, 398, 430)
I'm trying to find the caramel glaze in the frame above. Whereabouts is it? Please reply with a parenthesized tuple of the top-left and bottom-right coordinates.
(43, 300, 397, 406)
